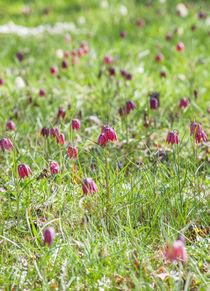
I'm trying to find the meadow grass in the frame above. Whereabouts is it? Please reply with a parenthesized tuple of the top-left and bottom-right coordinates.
(0, 0, 209, 290)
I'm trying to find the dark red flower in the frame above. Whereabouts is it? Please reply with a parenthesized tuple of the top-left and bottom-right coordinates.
(155, 53, 163, 62)
(72, 119, 80, 130)
(160, 71, 166, 78)
(101, 125, 117, 141)
(44, 227, 55, 247)
(50, 127, 60, 138)
(121, 70, 127, 77)
(176, 42, 184, 51)
(198, 11, 205, 19)
(120, 31, 126, 38)
(193, 90, 198, 99)
(150, 97, 159, 109)
(50, 161, 59, 175)
(179, 98, 189, 108)
(57, 108, 66, 119)
(67, 145, 78, 158)
(126, 100, 136, 114)
(50, 66, 58, 75)
(41, 127, 50, 137)
(16, 52, 23, 62)
(166, 131, 179, 145)
(109, 67, 115, 76)
(62, 60, 68, 69)
(0, 137, 14, 152)
(118, 106, 126, 117)
(82, 178, 98, 195)
(6, 121, 15, 131)
(0, 78, 4, 85)
(136, 19, 145, 27)
(39, 89, 45, 97)
(98, 133, 108, 147)
(18, 164, 32, 179)
(126, 73, 132, 80)
(56, 133, 65, 145)
(191, 25, 196, 31)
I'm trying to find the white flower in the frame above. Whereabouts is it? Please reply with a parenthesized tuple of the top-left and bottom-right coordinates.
(15, 77, 25, 89)
(56, 49, 63, 59)
(100, 1, 109, 8)
(176, 3, 188, 17)
(119, 5, 128, 16)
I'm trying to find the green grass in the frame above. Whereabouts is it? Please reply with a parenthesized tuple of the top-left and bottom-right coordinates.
(0, 0, 209, 290)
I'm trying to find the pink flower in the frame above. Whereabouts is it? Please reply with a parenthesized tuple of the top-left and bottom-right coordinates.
(82, 178, 98, 195)
(67, 145, 78, 158)
(179, 98, 189, 108)
(120, 31, 126, 38)
(166, 238, 187, 264)
(62, 60, 68, 69)
(44, 227, 55, 247)
(0, 78, 4, 85)
(18, 164, 32, 179)
(56, 133, 65, 145)
(103, 55, 113, 65)
(6, 121, 15, 131)
(136, 19, 145, 27)
(50, 161, 59, 175)
(82, 46, 89, 54)
(176, 42, 184, 51)
(39, 89, 45, 97)
(50, 127, 60, 138)
(72, 119, 80, 130)
(190, 122, 208, 143)
(126, 100, 136, 114)
(50, 66, 58, 75)
(65, 33, 71, 42)
(57, 108, 66, 119)
(101, 125, 117, 141)
(150, 97, 159, 109)
(98, 133, 108, 147)
(155, 53, 163, 62)
(41, 127, 50, 137)
(77, 48, 84, 57)
(0, 137, 14, 152)
(166, 132, 179, 145)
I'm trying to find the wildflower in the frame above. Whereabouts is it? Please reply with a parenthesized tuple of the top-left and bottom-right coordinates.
(50, 161, 59, 175)
(72, 119, 80, 130)
(136, 19, 145, 27)
(16, 52, 23, 62)
(56, 133, 65, 145)
(198, 11, 205, 19)
(57, 108, 66, 119)
(0, 78, 4, 85)
(179, 98, 189, 108)
(118, 106, 126, 117)
(39, 89, 45, 97)
(103, 55, 113, 65)
(176, 42, 184, 51)
(166, 237, 187, 264)
(44, 227, 55, 247)
(160, 71, 166, 78)
(50, 127, 60, 138)
(67, 145, 78, 158)
(98, 133, 108, 147)
(82, 178, 98, 195)
(120, 31, 126, 38)
(121, 70, 127, 77)
(101, 125, 117, 141)
(65, 33, 71, 42)
(166, 32, 172, 40)
(18, 164, 32, 179)
(6, 121, 15, 131)
(126, 100, 136, 114)
(109, 67, 115, 76)
(126, 73, 132, 80)
(41, 127, 50, 137)
(62, 60, 68, 69)
(0, 137, 14, 152)
(150, 97, 159, 109)
(190, 122, 208, 143)
(166, 131, 179, 145)
(77, 48, 84, 57)
(193, 90, 198, 99)
(50, 66, 58, 75)
(15, 77, 25, 89)
(155, 53, 163, 62)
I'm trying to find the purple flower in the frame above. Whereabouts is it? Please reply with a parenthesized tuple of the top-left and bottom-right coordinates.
(82, 178, 98, 195)
(44, 227, 55, 247)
